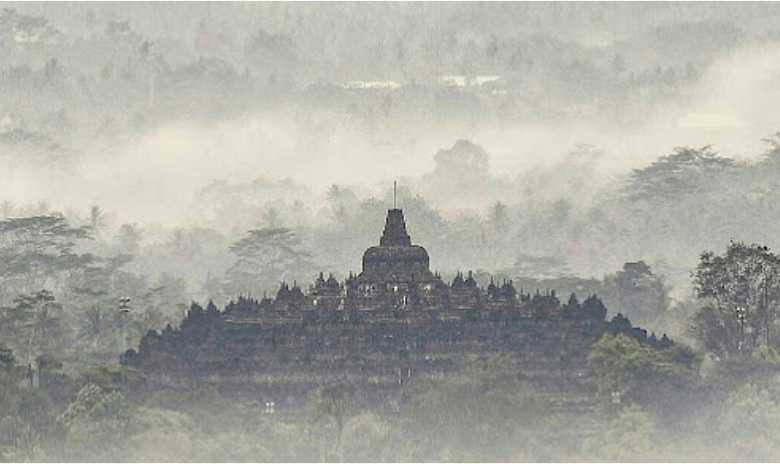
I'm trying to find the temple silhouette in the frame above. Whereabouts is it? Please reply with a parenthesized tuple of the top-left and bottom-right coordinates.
(123, 206, 671, 402)
(220, 207, 528, 322)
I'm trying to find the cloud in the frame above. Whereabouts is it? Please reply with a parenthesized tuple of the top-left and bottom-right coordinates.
(677, 112, 746, 129)
(658, 41, 780, 157)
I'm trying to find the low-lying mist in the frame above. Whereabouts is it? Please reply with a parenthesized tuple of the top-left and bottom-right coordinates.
(6, 4, 780, 462)
(5, 39, 780, 229)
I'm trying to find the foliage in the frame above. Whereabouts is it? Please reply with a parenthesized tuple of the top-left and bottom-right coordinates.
(0, 388, 55, 462)
(623, 146, 737, 202)
(397, 356, 550, 460)
(692, 241, 780, 358)
(2, 289, 63, 363)
(587, 334, 700, 413)
(0, 215, 93, 301)
(225, 227, 314, 296)
(57, 383, 131, 459)
(603, 261, 669, 326)
(9, 6, 780, 461)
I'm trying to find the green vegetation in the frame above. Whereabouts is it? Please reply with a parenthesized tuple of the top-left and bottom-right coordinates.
(692, 241, 780, 359)
(0, 332, 778, 461)
(2, 202, 780, 461)
(6, 3, 780, 460)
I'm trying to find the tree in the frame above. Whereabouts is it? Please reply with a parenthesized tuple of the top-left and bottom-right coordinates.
(0, 215, 93, 302)
(604, 261, 669, 326)
(224, 228, 313, 296)
(0, 347, 21, 410)
(623, 146, 736, 203)
(64, 254, 139, 357)
(692, 242, 780, 358)
(79, 305, 110, 349)
(148, 273, 188, 325)
(57, 384, 131, 460)
(398, 356, 551, 460)
(0, 371, 54, 461)
(587, 334, 699, 414)
(4, 290, 63, 364)
(430, 139, 490, 179)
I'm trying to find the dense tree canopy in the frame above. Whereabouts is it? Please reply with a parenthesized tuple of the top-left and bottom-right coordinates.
(692, 241, 780, 358)
(225, 227, 314, 296)
(0, 215, 93, 301)
(623, 146, 737, 202)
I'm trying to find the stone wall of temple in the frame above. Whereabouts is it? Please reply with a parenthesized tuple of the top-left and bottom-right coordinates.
(120, 208, 673, 409)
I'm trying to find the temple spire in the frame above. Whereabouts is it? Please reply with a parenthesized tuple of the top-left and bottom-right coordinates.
(393, 180, 397, 209)
(380, 208, 411, 246)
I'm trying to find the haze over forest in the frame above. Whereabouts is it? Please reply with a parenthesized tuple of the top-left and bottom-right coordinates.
(3, 1, 780, 327)
(7, 4, 780, 460)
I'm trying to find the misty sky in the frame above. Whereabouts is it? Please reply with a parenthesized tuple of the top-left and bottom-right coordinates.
(3, 2, 780, 224)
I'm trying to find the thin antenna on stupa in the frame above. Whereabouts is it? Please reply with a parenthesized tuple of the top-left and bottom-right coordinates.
(393, 180, 397, 209)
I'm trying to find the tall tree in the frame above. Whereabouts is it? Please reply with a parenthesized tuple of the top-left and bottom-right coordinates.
(224, 228, 313, 297)
(604, 261, 669, 326)
(3, 290, 64, 364)
(0, 215, 93, 303)
(692, 241, 780, 358)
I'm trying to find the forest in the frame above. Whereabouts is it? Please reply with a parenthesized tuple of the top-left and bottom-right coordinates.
(4, 139, 780, 460)
(5, 3, 780, 461)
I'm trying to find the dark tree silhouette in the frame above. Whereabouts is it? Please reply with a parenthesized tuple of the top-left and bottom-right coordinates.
(692, 241, 780, 358)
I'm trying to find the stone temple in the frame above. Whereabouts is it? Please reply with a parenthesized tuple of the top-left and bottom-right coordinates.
(353, 208, 439, 310)
(123, 207, 670, 404)
(360, 208, 435, 285)
(255, 206, 519, 316)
